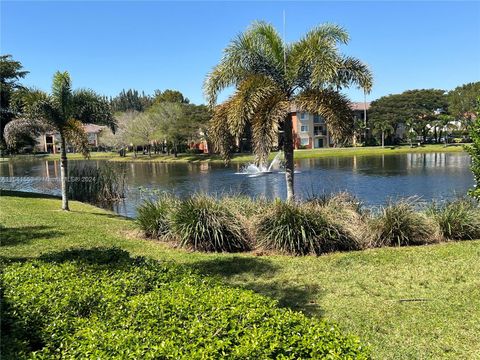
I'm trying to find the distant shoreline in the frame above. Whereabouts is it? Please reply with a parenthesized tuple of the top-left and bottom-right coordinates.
(2, 143, 468, 164)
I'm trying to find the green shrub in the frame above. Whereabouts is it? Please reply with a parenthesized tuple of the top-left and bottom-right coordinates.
(1, 248, 369, 359)
(369, 199, 439, 247)
(256, 200, 359, 255)
(427, 198, 480, 240)
(170, 194, 250, 252)
(136, 194, 177, 238)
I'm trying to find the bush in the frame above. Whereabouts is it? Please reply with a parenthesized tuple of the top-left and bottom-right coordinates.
(136, 194, 177, 238)
(1, 248, 369, 359)
(369, 199, 439, 247)
(427, 198, 480, 240)
(256, 200, 359, 255)
(170, 194, 250, 252)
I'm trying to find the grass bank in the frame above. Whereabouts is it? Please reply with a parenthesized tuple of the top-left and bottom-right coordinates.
(2, 144, 466, 164)
(1, 193, 479, 359)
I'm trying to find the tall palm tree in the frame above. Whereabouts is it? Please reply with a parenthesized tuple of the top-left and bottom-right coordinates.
(204, 22, 372, 201)
(4, 71, 114, 210)
(373, 119, 394, 148)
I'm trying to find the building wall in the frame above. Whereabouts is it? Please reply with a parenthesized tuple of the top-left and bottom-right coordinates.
(292, 111, 330, 149)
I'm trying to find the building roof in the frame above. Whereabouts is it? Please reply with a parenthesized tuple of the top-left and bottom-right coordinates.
(290, 101, 370, 113)
(350, 102, 371, 111)
(83, 123, 106, 134)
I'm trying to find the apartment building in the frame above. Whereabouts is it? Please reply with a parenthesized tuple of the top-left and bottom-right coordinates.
(35, 124, 106, 153)
(291, 102, 370, 149)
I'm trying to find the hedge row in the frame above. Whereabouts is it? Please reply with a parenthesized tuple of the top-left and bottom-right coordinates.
(137, 194, 480, 254)
(1, 248, 369, 359)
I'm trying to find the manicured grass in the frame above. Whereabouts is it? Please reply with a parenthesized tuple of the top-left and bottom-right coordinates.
(1, 192, 479, 359)
(2, 144, 466, 164)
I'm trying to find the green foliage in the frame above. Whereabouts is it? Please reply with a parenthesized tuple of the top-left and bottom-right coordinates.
(110, 89, 153, 112)
(171, 194, 250, 252)
(256, 200, 359, 255)
(447, 82, 480, 122)
(152, 89, 189, 105)
(465, 97, 480, 199)
(136, 194, 177, 238)
(369, 199, 439, 247)
(427, 198, 480, 240)
(1, 248, 369, 359)
(0, 55, 29, 137)
(369, 89, 448, 143)
(68, 163, 126, 204)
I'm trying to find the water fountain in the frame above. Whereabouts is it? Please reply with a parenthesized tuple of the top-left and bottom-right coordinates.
(236, 151, 283, 177)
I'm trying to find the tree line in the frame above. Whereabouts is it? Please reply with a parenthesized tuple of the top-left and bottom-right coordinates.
(0, 55, 211, 156)
(367, 83, 480, 147)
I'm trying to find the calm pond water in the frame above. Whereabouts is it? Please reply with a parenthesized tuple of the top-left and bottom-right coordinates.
(0, 152, 474, 218)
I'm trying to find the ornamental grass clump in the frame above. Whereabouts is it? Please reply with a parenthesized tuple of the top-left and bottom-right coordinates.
(369, 199, 439, 247)
(136, 194, 177, 239)
(170, 194, 250, 252)
(255, 200, 358, 255)
(427, 198, 480, 240)
(306, 192, 369, 249)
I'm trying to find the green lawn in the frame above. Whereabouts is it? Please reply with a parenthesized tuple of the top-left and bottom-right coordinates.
(1, 192, 479, 359)
(2, 143, 466, 164)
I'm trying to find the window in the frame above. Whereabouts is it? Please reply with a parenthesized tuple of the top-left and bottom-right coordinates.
(313, 114, 322, 123)
(314, 126, 327, 136)
(301, 125, 309, 132)
(300, 137, 309, 146)
(300, 112, 306, 120)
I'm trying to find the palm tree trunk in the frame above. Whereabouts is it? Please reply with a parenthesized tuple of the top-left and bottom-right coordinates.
(381, 131, 385, 148)
(283, 114, 294, 202)
(60, 134, 69, 211)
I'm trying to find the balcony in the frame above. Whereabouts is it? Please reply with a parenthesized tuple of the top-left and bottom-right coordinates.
(313, 127, 327, 136)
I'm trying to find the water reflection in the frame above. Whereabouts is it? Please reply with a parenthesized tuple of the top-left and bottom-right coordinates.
(0, 152, 473, 218)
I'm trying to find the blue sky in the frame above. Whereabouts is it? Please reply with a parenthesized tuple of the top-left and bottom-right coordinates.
(2, 1, 479, 105)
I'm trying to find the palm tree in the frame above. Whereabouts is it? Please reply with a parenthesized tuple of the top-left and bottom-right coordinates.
(373, 119, 394, 148)
(4, 71, 114, 210)
(204, 22, 372, 201)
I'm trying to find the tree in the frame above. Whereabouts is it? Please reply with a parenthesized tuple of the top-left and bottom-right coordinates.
(99, 110, 139, 153)
(0, 55, 29, 145)
(204, 22, 372, 200)
(369, 89, 447, 143)
(152, 89, 189, 105)
(465, 97, 480, 199)
(148, 102, 206, 157)
(373, 119, 394, 148)
(110, 89, 152, 112)
(448, 82, 480, 128)
(4, 71, 114, 210)
(125, 111, 160, 157)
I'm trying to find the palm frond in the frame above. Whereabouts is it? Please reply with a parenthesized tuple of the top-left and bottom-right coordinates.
(209, 101, 236, 164)
(63, 118, 90, 158)
(333, 56, 373, 93)
(227, 75, 282, 137)
(204, 22, 286, 107)
(251, 97, 289, 166)
(296, 89, 354, 144)
(33, 98, 64, 128)
(51, 71, 72, 118)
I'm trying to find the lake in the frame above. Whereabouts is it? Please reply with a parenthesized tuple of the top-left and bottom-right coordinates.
(0, 152, 474, 218)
